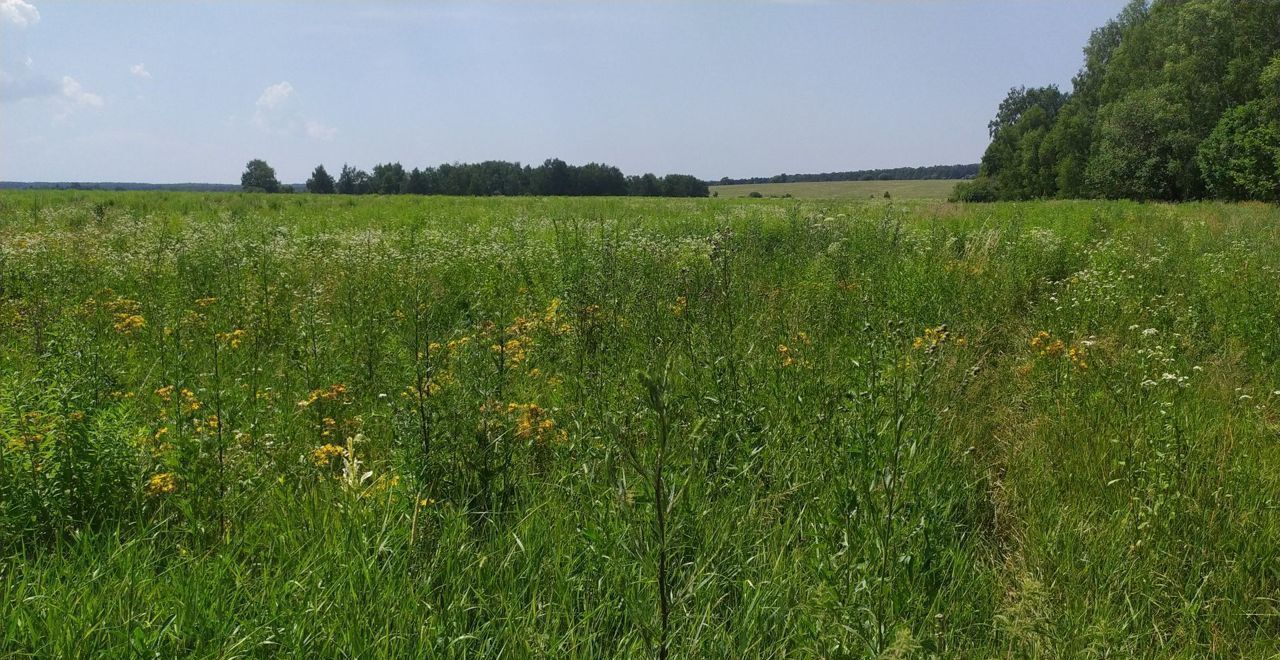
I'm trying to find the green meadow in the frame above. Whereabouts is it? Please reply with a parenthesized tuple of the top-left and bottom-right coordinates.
(2, 192, 1279, 657)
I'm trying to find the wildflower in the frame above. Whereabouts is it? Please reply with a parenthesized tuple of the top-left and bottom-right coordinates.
(777, 343, 796, 367)
(215, 328, 247, 348)
(913, 325, 952, 353)
(491, 337, 529, 366)
(671, 296, 687, 317)
(113, 313, 146, 334)
(298, 383, 349, 408)
(193, 415, 220, 434)
(105, 296, 141, 315)
(311, 443, 346, 466)
(1067, 345, 1088, 371)
(543, 298, 562, 324)
(145, 472, 178, 496)
(506, 402, 562, 445)
(180, 388, 201, 413)
(1029, 331, 1065, 358)
(7, 433, 43, 452)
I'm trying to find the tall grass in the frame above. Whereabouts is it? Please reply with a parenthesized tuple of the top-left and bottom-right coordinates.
(1, 192, 1278, 656)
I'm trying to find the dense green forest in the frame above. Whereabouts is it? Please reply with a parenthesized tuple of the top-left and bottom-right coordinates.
(955, 0, 1280, 202)
(717, 163, 977, 186)
(245, 158, 709, 197)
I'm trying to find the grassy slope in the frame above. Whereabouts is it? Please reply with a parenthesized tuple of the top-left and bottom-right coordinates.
(709, 178, 961, 199)
(1, 192, 1278, 657)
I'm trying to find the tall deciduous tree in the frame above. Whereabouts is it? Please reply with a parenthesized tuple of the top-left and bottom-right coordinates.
(241, 159, 280, 193)
(306, 165, 335, 194)
(963, 0, 1280, 202)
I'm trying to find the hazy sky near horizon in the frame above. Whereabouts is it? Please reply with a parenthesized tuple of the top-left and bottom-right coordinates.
(1, 0, 1128, 184)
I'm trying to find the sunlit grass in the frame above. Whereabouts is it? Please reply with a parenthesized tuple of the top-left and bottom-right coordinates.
(2, 192, 1278, 656)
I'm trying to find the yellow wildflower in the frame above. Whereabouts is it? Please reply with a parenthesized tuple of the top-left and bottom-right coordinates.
(145, 472, 178, 496)
(180, 388, 201, 413)
(311, 443, 346, 466)
(113, 313, 146, 334)
(913, 325, 952, 353)
(777, 344, 796, 368)
(215, 328, 247, 348)
(1068, 345, 1088, 371)
(298, 383, 349, 408)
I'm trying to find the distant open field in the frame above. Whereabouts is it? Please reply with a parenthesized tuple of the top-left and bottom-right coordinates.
(710, 178, 962, 199)
(4, 191, 1280, 656)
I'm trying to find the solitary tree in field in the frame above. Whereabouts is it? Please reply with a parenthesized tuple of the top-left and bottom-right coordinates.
(306, 165, 336, 194)
(241, 159, 281, 193)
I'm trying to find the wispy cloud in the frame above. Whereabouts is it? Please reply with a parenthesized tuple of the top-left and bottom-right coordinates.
(0, 68, 102, 115)
(0, 0, 39, 28)
(252, 81, 336, 141)
(130, 63, 152, 80)
(256, 81, 294, 110)
(60, 76, 102, 107)
(305, 119, 337, 141)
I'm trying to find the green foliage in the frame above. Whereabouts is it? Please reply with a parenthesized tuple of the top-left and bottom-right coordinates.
(336, 163, 372, 194)
(3, 192, 1280, 656)
(1197, 100, 1280, 201)
(305, 164, 335, 194)
(316, 159, 704, 198)
(1087, 85, 1200, 200)
(978, 86, 1068, 200)
(239, 158, 280, 193)
(949, 177, 999, 202)
(975, 0, 1280, 201)
(371, 162, 407, 195)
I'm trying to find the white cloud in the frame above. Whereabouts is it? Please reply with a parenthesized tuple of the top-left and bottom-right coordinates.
(0, 0, 40, 28)
(305, 119, 337, 141)
(251, 81, 335, 141)
(256, 81, 294, 109)
(130, 63, 151, 79)
(0, 69, 102, 115)
(60, 76, 102, 107)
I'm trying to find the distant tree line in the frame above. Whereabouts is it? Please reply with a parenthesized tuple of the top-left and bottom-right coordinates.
(242, 158, 708, 197)
(717, 163, 978, 186)
(955, 0, 1280, 203)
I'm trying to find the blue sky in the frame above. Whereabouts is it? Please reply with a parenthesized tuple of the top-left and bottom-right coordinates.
(1, 1, 1128, 183)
